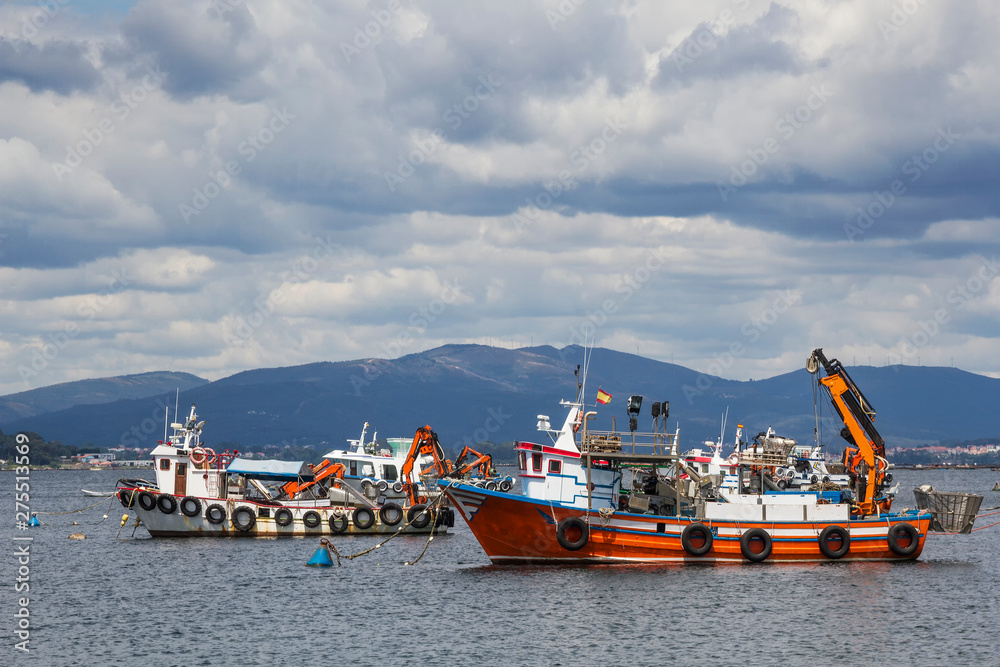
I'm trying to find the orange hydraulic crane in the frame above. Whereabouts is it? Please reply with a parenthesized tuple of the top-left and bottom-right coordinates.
(451, 446, 495, 480)
(279, 459, 345, 499)
(400, 425, 452, 506)
(809, 348, 892, 516)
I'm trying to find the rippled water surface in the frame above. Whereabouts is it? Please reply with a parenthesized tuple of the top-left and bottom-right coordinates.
(3, 468, 999, 666)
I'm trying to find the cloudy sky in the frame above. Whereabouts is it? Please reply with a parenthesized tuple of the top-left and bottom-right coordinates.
(1, 0, 999, 396)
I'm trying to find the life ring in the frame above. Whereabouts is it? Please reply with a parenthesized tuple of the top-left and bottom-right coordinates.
(328, 514, 348, 533)
(189, 447, 207, 466)
(231, 507, 256, 532)
(274, 508, 293, 527)
(352, 507, 376, 530)
(379, 502, 403, 526)
(681, 522, 714, 556)
(205, 504, 226, 525)
(728, 453, 739, 466)
(302, 511, 321, 528)
(137, 491, 157, 512)
(556, 517, 589, 551)
(740, 528, 772, 562)
(818, 525, 850, 559)
(203, 448, 217, 466)
(180, 496, 202, 518)
(407, 504, 431, 529)
(887, 522, 919, 557)
(157, 494, 177, 514)
(118, 489, 137, 508)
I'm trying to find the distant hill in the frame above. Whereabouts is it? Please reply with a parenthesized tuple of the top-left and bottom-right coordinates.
(0, 371, 208, 423)
(0, 345, 996, 454)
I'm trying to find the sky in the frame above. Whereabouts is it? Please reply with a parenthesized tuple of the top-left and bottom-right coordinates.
(1, 0, 999, 396)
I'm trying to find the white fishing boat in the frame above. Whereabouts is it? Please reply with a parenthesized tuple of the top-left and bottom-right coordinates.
(322, 422, 514, 504)
(117, 405, 454, 537)
(82, 489, 116, 497)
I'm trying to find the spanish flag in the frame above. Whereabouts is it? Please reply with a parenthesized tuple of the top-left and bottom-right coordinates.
(596, 388, 611, 404)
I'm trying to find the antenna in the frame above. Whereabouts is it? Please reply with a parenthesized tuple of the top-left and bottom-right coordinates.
(173, 388, 179, 426)
(163, 405, 168, 442)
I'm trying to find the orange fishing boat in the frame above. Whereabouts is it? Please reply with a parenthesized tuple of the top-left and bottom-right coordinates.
(443, 349, 932, 564)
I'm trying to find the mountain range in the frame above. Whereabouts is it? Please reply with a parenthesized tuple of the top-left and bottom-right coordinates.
(1, 345, 997, 454)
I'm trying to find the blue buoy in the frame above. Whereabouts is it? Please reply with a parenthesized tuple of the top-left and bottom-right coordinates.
(29, 514, 41, 527)
(306, 545, 333, 567)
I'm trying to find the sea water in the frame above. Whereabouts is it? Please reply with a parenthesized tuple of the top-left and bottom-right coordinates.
(2, 468, 998, 666)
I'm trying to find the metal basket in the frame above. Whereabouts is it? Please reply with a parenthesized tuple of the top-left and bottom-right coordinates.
(738, 434, 797, 467)
(913, 485, 984, 533)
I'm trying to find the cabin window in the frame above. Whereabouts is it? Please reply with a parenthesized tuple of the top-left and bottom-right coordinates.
(702, 464, 709, 474)
(531, 453, 542, 472)
(548, 459, 562, 474)
(518, 452, 526, 470)
(383, 465, 398, 481)
(159, 459, 170, 471)
(349, 462, 357, 476)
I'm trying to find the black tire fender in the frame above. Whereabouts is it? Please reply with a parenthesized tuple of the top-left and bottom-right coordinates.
(118, 489, 137, 508)
(157, 494, 178, 515)
(556, 517, 589, 551)
(302, 511, 321, 528)
(274, 508, 293, 527)
(205, 504, 226, 525)
(379, 502, 403, 526)
(681, 522, 714, 556)
(232, 506, 256, 532)
(818, 525, 850, 559)
(887, 522, 919, 557)
(407, 504, 431, 529)
(740, 528, 772, 563)
(352, 507, 376, 530)
(328, 513, 348, 533)
(180, 496, 201, 518)
(137, 491, 157, 512)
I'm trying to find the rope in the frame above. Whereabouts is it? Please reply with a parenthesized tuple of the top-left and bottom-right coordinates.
(116, 488, 139, 539)
(323, 487, 451, 566)
(927, 509, 1000, 535)
(931, 518, 1000, 535)
(36, 497, 112, 515)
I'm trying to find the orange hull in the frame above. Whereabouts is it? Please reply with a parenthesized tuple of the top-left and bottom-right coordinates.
(444, 482, 930, 564)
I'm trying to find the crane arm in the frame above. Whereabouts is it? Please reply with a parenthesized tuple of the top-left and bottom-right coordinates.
(446, 446, 495, 479)
(400, 425, 451, 505)
(279, 459, 345, 498)
(809, 348, 890, 515)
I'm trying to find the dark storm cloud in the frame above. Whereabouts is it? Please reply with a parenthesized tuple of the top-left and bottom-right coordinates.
(118, 0, 271, 100)
(374, 2, 646, 145)
(656, 4, 806, 90)
(0, 38, 100, 94)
